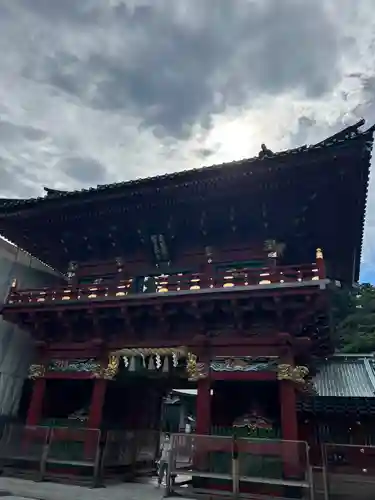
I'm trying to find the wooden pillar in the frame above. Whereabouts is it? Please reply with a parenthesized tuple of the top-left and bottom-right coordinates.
(280, 380, 298, 441)
(85, 378, 107, 459)
(280, 380, 300, 478)
(316, 248, 326, 279)
(88, 378, 107, 429)
(196, 377, 211, 434)
(26, 378, 46, 426)
(194, 376, 211, 488)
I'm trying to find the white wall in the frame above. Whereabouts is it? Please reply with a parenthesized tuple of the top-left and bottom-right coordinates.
(0, 238, 63, 417)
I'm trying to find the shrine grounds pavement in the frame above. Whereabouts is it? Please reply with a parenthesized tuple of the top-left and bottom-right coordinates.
(0, 477, 189, 500)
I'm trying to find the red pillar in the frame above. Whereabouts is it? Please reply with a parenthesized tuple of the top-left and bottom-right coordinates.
(85, 379, 107, 459)
(196, 377, 211, 435)
(88, 378, 107, 429)
(280, 380, 300, 477)
(26, 378, 46, 426)
(316, 248, 326, 279)
(280, 381, 298, 441)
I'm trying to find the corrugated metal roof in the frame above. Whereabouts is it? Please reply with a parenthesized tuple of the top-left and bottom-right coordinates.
(314, 357, 375, 398)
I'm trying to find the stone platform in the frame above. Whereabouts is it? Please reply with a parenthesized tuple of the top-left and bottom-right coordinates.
(0, 477, 185, 500)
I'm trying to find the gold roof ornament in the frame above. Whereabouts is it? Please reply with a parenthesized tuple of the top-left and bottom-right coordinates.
(316, 248, 323, 260)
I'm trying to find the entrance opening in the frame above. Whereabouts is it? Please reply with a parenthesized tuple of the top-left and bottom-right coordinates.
(42, 379, 93, 426)
(103, 377, 164, 430)
(212, 380, 280, 436)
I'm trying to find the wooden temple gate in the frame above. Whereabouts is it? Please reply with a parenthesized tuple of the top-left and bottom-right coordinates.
(0, 332, 317, 494)
(0, 121, 374, 498)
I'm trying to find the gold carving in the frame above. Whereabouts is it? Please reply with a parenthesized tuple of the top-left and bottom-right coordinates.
(186, 352, 208, 381)
(28, 364, 46, 379)
(277, 364, 309, 385)
(316, 248, 323, 260)
(102, 355, 119, 379)
(93, 356, 120, 380)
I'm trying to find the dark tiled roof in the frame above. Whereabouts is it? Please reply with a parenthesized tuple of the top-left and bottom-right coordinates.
(0, 120, 373, 280)
(313, 355, 375, 398)
(0, 119, 373, 211)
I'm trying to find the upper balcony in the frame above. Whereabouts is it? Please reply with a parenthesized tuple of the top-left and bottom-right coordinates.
(4, 249, 328, 309)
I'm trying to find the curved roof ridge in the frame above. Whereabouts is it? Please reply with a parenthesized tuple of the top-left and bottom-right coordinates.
(0, 120, 373, 209)
(314, 119, 366, 146)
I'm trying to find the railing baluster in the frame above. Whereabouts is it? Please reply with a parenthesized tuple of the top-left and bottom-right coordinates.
(4, 260, 325, 306)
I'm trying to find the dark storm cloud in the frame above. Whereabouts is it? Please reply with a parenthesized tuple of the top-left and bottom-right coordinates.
(15, 0, 101, 24)
(289, 116, 317, 146)
(0, 121, 47, 143)
(0, 159, 40, 198)
(90, 0, 339, 131)
(0, 0, 373, 207)
(10, 0, 340, 138)
(57, 157, 107, 184)
(0, 0, 375, 277)
(195, 148, 216, 160)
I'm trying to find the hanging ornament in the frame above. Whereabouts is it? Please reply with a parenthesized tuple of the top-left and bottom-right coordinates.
(123, 356, 129, 368)
(155, 354, 162, 370)
(172, 352, 178, 367)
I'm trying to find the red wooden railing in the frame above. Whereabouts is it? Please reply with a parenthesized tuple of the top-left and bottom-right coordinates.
(5, 261, 324, 306)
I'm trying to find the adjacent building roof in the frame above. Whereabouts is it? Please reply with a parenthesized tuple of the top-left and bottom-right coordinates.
(172, 355, 375, 401)
(313, 354, 375, 398)
(0, 236, 62, 278)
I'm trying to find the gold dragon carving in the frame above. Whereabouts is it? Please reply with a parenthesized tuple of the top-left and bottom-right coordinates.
(277, 363, 310, 385)
(277, 364, 309, 384)
(92, 355, 120, 380)
(186, 352, 208, 381)
(277, 363, 316, 394)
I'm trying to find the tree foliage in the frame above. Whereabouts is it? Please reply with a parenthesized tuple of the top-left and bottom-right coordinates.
(335, 283, 375, 353)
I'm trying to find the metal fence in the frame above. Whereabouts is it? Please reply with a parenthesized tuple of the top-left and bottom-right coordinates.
(45, 426, 101, 486)
(0, 424, 161, 486)
(133, 429, 159, 466)
(7, 426, 375, 498)
(0, 424, 101, 486)
(0, 424, 49, 479)
(318, 443, 375, 500)
(101, 430, 136, 472)
(166, 433, 313, 499)
(100, 429, 158, 480)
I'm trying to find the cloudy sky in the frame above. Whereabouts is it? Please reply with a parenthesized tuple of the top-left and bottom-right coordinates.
(0, 0, 375, 280)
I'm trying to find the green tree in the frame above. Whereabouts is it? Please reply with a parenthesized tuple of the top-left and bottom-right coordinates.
(335, 283, 375, 353)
